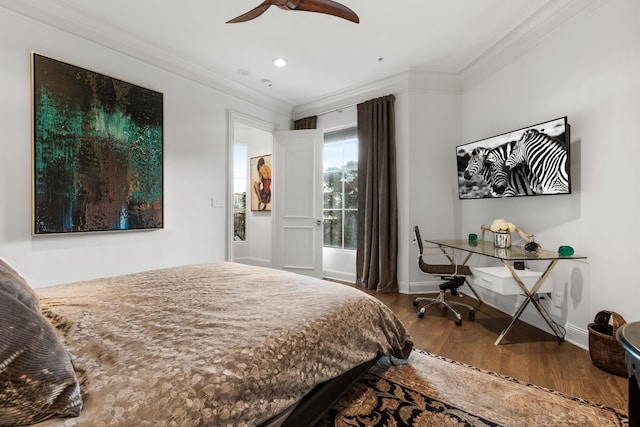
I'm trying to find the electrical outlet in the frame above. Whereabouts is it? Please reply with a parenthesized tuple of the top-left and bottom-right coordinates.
(553, 290, 564, 308)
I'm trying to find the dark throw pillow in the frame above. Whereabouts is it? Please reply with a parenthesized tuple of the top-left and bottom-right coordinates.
(0, 257, 40, 312)
(0, 258, 82, 426)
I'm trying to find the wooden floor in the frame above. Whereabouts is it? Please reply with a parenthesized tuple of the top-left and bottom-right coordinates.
(348, 285, 629, 412)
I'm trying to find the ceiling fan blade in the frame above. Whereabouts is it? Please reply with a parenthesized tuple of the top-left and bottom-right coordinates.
(295, 0, 359, 23)
(226, 2, 273, 23)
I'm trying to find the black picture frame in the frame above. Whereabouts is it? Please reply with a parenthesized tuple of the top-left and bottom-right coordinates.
(456, 117, 570, 199)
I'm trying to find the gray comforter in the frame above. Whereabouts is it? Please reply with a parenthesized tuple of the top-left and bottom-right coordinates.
(33, 262, 412, 426)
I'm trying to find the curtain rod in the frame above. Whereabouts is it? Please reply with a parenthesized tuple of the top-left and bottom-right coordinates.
(298, 102, 358, 119)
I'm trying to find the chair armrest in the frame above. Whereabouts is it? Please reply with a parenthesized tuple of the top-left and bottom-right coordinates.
(419, 246, 460, 275)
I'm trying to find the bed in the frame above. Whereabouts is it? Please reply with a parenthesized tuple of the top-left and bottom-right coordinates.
(0, 260, 413, 426)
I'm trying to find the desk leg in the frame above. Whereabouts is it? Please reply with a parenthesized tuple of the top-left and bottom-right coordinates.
(494, 260, 563, 345)
(494, 290, 532, 345)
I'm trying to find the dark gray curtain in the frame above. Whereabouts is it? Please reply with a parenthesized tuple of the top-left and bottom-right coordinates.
(293, 116, 318, 130)
(356, 94, 398, 293)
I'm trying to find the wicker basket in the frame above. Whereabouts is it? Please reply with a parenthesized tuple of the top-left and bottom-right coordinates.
(587, 310, 627, 377)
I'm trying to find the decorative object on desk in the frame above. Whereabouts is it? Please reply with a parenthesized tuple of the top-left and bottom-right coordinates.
(493, 230, 511, 248)
(524, 240, 541, 253)
(488, 218, 516, 233)
(558, 245, 574, 256)
(481, 218, 534, 249)
(494, 247, 510, 258)
(483, 219, 514, 248)
(468, 233, 477, 241)
(588, 310, 628, 377)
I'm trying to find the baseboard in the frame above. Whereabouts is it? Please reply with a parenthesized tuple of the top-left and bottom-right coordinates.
(564, 323, 589, 350)
(233, 257, 272, 268)
(323, 269, 356, 284)
(400, 280, 442, 294)
(401, 280, 589, 349)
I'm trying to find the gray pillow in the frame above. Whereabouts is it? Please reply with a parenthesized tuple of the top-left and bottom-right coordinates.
(0, 257, 40, 312)
(0, 258, 82, 426)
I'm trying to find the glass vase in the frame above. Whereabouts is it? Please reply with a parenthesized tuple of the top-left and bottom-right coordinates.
(494, 231, 511, 248)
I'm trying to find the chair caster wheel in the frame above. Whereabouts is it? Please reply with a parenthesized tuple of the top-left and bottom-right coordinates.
(469, 310, 475, 320)
(455, 318, 462, 326)
(412, 300, 419, 307)
(418, 312, 424, 318)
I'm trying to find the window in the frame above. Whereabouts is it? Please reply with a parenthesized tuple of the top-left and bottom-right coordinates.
(323, 128, 358, 250)
(233, 145, 247, 241)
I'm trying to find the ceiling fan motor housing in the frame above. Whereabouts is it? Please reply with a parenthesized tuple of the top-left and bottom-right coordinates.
(285, 0, 301, 10)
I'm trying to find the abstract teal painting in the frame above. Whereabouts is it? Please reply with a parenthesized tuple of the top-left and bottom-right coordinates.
(31, 53, 163, 234)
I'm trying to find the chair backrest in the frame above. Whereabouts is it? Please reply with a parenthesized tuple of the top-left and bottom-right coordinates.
(413, 225, 424, 254)
(413, 226, 431, 273)
(413, 225, 465, 277)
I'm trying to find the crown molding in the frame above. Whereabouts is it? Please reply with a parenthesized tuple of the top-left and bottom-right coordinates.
(407, 70, 462, 94)
(293, 70, 463, 120)
(460, 0, 610, 90)
(292, 71, 411, 120)
(0, 0, 294, 119)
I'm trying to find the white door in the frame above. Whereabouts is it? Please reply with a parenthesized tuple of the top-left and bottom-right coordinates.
(273, 129, 323, 278)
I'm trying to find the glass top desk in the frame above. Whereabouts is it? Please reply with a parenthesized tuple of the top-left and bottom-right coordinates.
(425, 239, 586, 345)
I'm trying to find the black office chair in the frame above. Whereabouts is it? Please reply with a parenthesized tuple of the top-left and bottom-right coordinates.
(412, 225, 475, 326)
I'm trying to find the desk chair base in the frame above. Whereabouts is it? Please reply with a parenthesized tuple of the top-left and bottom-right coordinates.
(413, 285, 475, 326)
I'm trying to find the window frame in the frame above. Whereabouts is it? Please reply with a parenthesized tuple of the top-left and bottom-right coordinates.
(323, 127, 358, 250)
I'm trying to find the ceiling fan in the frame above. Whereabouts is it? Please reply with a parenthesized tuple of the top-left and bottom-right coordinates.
(226, 0, 360, 24)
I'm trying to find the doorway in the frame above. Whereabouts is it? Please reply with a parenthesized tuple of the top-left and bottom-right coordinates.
(227, 111, 274, 267)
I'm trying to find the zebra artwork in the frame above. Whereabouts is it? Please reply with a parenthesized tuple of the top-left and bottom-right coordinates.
(462, 141, 534, 197)
(505, 129, 569, 194)
(456, 117, 569, 199)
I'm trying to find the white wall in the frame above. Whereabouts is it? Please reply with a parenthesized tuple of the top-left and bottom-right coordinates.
(405, 73, 463, 291)
(459, 0, 640, 344)
(0, 7, 290, 287)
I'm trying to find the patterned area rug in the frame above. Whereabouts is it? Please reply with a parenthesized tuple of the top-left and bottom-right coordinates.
(321, 349, 628, 427)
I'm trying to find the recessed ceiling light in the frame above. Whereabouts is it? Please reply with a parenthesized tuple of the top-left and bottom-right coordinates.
(273, 57, 288, 68)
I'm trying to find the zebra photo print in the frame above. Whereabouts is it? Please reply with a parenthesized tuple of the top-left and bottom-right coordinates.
(456, 116, 570, 199)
